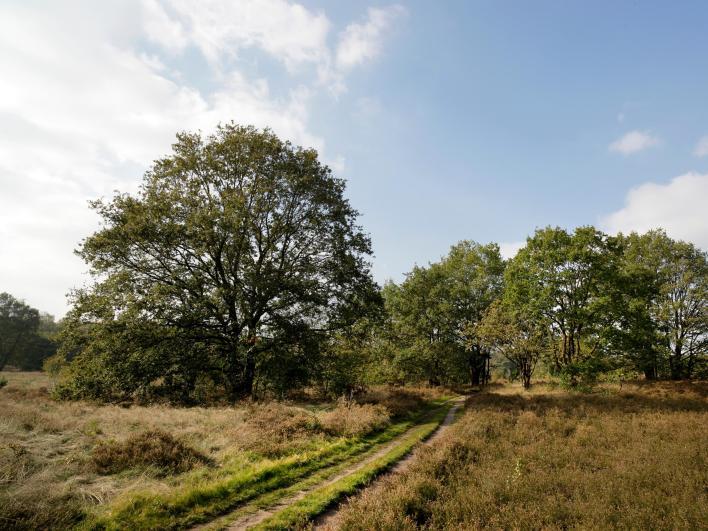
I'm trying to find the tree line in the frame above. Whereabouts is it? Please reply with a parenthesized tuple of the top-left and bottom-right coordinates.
(0, 293, 59, 371)
(4, 125, 705, 402)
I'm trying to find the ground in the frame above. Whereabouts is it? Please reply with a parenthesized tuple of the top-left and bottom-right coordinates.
(2, 374, 706, 530)
(0, 371, 448, 530)
(330, 380, 708, 530)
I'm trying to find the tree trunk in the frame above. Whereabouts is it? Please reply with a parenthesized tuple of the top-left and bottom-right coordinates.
(521, 359, 532, 389)
(670, 342, 683, 379)
(243, 348, 256, 398)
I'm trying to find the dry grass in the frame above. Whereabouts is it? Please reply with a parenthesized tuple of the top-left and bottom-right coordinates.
(319, 402, 390, 437)
(0, 372, 439, 529)
(91, 429, 210, 475)
(335, 381, 708, 530)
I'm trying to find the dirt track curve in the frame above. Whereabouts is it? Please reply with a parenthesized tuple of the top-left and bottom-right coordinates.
(213, 397, 465, 530)
(312, 396, 466, 530)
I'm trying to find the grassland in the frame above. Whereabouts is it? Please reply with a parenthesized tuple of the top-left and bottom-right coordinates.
(332, 381, 708, 530)
(0, 371, 449, 530)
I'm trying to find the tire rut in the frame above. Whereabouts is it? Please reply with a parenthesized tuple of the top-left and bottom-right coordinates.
(215, 397, 465, 531)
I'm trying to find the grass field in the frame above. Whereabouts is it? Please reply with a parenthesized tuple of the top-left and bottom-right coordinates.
(333, 381, 708, 530)
(0, 371, 449, 530)
(3, 373, 706, 530)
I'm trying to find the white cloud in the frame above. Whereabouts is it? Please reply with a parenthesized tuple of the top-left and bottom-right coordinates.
(600, 172, 708, 250)
(499, 241, 525, 260)
(693, 136, 708, 158)
(336, 5, 406, 71)
(0, 1, 404, 316)
(609, 130, 659, 155)
(146, 0, 331, 70)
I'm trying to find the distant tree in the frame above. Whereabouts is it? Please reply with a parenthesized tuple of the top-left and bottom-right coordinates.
(59, 124, 379, 402)
(504, 227, 619, 378)
(618, 230, 707, 379)
(385, 241, 504, 386)
(13, 313, 60, 370)
(475, 300, 549, 389)
(0, 293, 40, 370)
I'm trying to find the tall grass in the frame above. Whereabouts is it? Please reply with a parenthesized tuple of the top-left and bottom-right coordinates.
(335, 381, 708, 530)
(0, 372, 446, 530)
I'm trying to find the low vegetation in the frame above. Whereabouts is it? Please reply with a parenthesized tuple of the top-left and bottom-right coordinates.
(0, 371, 447, 530)
(90, 429, 210, 476)
(334, 381, 708, 530)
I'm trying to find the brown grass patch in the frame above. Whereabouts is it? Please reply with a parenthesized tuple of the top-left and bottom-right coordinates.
(318, 401, 390, 437)
(91, 429, 210, 475)
(0, 372, 435, 529)
(335, 381, 708, 530)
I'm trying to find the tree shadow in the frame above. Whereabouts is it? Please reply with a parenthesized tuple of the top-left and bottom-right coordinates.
(467, 381, 708, 414)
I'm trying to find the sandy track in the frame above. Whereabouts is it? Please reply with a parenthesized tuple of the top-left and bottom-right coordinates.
(220, 397, 465, 530)
(313, 396, 466, 530)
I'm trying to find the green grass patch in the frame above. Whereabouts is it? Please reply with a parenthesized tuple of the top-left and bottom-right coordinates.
(251, 403, 453, 530)
(84, 399, 451, 530)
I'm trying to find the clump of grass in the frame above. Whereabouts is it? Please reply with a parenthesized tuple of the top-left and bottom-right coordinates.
(91, 429, 210, 475)
(318, 401, 390, 437)
(360, 388, 427, 418)
(240, 402, 323, 457)
(0, 376, 7, 389)
(0, 478, 84, 531)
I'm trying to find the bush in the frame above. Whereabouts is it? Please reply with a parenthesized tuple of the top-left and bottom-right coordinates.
(240, 403, 322, 457)
(560, 357, 611, 392)
(91, 429, 209, 475)
(360, 387, 427, 418)
(0, 376, 7, 390)
(318, 401, 390, 437)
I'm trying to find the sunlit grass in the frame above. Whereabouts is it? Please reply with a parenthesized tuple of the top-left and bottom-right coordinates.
(334, 381, 708, 530)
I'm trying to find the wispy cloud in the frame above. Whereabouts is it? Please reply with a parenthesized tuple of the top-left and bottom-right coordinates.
(336, 5, 406, 71)
(609, 130, 659, 155)
(693, 136, 708, 157)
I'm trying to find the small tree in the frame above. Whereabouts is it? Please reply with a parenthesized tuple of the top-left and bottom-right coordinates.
(475, 300, 548, 389)
(0, 293, 40, 371)
(504, 227, 618, 375)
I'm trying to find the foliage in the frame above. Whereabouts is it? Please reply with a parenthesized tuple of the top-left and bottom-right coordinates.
(616, 230, 708, 379)
(476, 300, 550, 388)
(504, 227, 620, 376)
(384, 241, 504, 386)
(0, 293, 50, 371)
(57, 124, 380, 402)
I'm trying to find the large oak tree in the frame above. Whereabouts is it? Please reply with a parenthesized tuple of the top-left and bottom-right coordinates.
(59, 124, 379, 401)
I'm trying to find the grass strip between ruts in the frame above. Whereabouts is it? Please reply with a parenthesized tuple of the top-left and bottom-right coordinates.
(83, 399, 451, 530)
(250, 403, 452, 530)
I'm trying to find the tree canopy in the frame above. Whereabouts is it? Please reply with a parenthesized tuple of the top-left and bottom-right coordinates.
(57, 124, 379, 402)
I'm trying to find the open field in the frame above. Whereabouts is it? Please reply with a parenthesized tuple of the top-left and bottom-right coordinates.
(0, 371, 451, 530)
(331, 381, 708, 530)
(3, 373, 707, 530)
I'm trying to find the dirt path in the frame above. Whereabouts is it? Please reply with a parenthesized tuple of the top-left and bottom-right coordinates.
(221, 397, 465, 531)
(312, 396, 466, 530)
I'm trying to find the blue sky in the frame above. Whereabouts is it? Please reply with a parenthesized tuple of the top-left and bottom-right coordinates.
(1, 0, 707, 316)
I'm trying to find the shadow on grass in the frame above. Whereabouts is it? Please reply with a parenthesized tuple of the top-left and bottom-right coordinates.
(469, 381, 708, 414)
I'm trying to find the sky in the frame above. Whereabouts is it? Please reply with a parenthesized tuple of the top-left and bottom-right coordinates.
(1, 0, 707, 318)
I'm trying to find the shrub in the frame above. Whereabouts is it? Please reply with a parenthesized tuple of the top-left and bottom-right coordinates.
(318, 401, 390, 437)
(360, 387, 426, 418)
(240, 402, 322, 457)
(91, 429, 209, 475)
(0, 376, 7, 390)
(0, 482, 84, 531)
